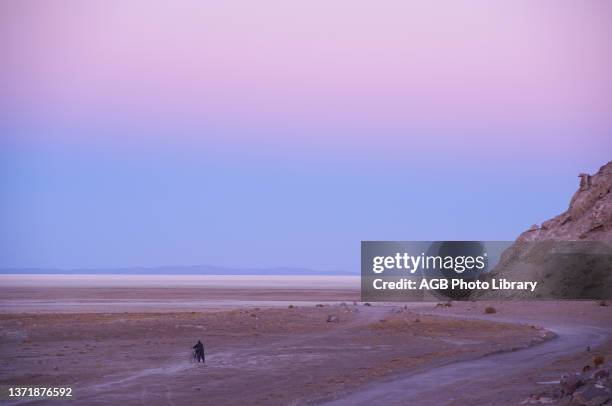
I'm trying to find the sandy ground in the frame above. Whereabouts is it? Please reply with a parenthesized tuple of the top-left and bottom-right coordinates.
(1, 277, 611, 405)
(0, 303, 549, 405)
(327, 301, 612, 405)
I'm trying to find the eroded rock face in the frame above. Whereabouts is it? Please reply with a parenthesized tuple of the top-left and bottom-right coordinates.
(481, 162, 612, 300)
(519, 162, 612, 241)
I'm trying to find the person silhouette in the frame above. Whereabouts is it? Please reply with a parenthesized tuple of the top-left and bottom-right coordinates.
(193, 340, 205, 363)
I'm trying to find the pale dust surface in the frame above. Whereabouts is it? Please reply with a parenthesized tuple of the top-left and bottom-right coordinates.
(1, 276, 611, 405)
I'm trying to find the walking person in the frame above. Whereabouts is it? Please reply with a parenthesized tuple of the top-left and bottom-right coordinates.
(193, 340, 205, 363)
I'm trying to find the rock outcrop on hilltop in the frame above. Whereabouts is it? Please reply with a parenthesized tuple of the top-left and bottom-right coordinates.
(481, 162, 612, 300)
(519, 161, 612, 241)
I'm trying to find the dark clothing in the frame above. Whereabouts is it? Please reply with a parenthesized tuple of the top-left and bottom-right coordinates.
(193, 341, 205, 363)
(193, 342, 204, 353)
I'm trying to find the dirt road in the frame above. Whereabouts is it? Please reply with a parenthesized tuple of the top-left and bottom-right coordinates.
(1, 303, 547, 405)
(325, 303, 612, 405)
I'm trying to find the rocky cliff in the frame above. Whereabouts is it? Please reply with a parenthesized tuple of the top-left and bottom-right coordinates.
(481, 162, 612, 300)
(518, 161, 612, 241)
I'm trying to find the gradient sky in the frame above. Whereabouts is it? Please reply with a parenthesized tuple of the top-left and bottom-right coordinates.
(1, 0, 611, 271)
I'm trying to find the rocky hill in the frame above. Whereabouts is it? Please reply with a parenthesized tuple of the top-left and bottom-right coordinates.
(481, 162, 612, 300)
(519, 161, 612, 241)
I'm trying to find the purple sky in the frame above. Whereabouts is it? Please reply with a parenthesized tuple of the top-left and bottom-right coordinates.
(1, 1, 611, 271)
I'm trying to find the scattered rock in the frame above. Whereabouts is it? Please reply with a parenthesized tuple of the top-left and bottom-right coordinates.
(535, 364, 612, 405)
(521, 392, 554, 404)
(363, 303, 372, 306)
(551, 386, 564, 400)
(560, 372, 583, 395)
(572, 382, 611, 405)
(597, 300, 609, 307)
(592, 368, 609, 380)
(484, 306, 497, 314)
(315, 304, 325, 308)
(593, 355, 605, 368)
(326, 315, 339, 323)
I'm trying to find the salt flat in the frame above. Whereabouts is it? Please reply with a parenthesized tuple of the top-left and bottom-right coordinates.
(1, 275, 611, 405)
(0, 274, 360, 288)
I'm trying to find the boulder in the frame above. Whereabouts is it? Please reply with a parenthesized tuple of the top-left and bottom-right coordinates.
(592, 368, 610, 380)
(560, 372, 583, 395)
(326, 315, 339, 323)
(572, 382, 611, 405)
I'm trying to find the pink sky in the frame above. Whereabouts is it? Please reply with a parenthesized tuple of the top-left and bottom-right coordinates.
(1, 1, 611, 270)
(2, 0, 611, 154)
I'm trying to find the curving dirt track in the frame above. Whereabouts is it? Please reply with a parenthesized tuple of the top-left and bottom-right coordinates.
(325, 302, 612, 405)
(1, 303, 553, 405)
(2, 279, 611, 406)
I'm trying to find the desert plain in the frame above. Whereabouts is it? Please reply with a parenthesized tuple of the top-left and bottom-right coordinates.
(0, 275, 611, 405)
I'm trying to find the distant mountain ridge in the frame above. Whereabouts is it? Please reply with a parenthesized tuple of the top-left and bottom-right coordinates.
(0, 265, 357, 276)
